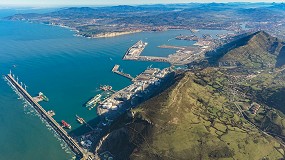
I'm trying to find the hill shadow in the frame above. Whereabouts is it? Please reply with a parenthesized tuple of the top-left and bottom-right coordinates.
(276, 46, 285, 68)
(69, 116, 102, 137)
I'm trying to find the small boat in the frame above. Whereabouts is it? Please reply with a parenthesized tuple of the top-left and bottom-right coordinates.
(38, 92, 49, 101)
(100, 85, 112, 91)
(47, 110, 55, 116)
(76, 115, 84, 124)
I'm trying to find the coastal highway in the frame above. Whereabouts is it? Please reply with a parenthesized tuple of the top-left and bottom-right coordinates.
(5, 74, 94, 160)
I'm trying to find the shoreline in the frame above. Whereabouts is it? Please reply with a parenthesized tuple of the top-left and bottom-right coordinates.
(12, 20, 236, 40)
(92, 30, 142, 38)
(47, 22, 143, 38)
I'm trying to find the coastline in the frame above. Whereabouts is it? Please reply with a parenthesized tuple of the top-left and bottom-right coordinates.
(90, 30, 142, 38)
(48, 22, 142, 38)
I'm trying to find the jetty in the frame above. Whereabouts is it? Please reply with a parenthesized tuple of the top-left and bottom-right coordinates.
(158, 45, 185, 50)
(112, 65, 134, 80)
(5, 72, 95, 160)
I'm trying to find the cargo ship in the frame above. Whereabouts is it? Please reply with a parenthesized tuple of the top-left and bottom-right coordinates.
(39, 92, 49, 101)
(61, 120, 71, 129)
(100, 85, 112, 91)
(76, 115, 84, 124)
(85, 94, 101, 107)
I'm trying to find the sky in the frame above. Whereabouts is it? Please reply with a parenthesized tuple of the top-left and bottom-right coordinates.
(0, 0, 283, 7)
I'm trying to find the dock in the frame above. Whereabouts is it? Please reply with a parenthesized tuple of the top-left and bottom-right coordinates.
(136, 56, 169, 62)
(122, 40, 171, 63)
(5, 73, 95, 160)
(123, 40, 147, 60)
(98, 66, 174, 116)
(112, 65, 134, 80)
(158, 45, 185, 50)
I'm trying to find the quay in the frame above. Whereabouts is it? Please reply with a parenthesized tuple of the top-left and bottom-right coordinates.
(158, 45, 185, 50)
(122, 40, 171, 63)
(123, 40, 147, 60)
(5, 73, 95, 160)
(112, 64, 134, 80)
(98, 66, 174, 116)
(136, 56, 169, 62)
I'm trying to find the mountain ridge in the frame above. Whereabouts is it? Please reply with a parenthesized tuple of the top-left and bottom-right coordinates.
(97, 71, 285, 160)
(215, 31, 285, 68)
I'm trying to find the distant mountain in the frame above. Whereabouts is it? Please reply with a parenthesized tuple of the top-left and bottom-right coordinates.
(59, 7, 96, 12)
(216, 31, 285, 68)
(48, 7, 97, 18)
(5, 4, 285, 39)
(268, 3, 285, 10)
(101, 5, 174, 11)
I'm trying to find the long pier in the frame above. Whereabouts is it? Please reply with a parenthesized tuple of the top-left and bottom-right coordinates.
(112, 65, 134, 80)
(5, 73, 94, 160)
(158, 45, 185, 50)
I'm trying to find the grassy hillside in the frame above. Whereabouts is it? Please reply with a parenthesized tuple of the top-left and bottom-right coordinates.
(98, 71, 285, 160)
(218, 31, 285, 68)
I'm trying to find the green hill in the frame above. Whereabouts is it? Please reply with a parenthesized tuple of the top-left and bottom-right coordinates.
(97, 72, 285, 160)
(217, 31, 285, 68)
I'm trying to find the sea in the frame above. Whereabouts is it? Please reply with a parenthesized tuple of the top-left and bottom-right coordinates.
(0, 8, 230, 160)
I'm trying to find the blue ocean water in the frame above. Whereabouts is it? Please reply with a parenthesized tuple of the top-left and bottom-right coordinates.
(0, 9, 229, 160)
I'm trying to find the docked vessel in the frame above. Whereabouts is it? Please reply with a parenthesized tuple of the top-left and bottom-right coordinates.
(85, 94, 101, 107)
(39, 92, 49, 101)
(76, 115, 84, 124)
(61, 120, 71, 129)
(100, 85, 112, 91)
(47, 110, 55, 116)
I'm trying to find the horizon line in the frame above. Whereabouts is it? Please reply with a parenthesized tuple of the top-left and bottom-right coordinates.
(0, 2, 283, 9)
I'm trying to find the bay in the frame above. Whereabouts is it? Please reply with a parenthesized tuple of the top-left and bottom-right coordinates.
(0, 9, 230, 160)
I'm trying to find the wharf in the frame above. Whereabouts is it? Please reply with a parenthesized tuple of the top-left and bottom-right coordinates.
(122, 41, 170, 63)
(98, 67, 174, 116)
(136, 56, 169, 62)
(5, 73, 95, 160)
(123, 40, 147, 60)
(112, 65, 134, 80)
(158, 45, 185, 50)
